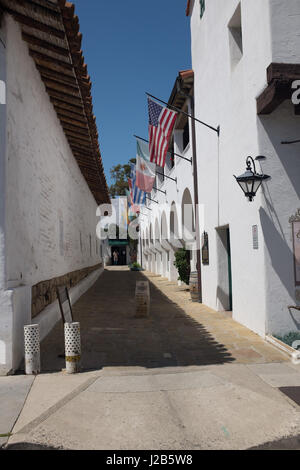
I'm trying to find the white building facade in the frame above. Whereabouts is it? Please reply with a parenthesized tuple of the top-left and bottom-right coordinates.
(139, 0, 300, 340)
(0, 2, 110, 374)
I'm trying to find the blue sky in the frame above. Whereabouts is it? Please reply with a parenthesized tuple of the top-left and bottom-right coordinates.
(72, 0, 191, 186)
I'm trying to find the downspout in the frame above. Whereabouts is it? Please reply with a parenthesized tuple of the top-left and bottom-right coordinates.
(0, 14, 6, 292)
(0, 14, 7, 371)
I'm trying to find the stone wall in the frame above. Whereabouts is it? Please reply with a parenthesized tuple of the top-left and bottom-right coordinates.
(31, 263, 102, 319)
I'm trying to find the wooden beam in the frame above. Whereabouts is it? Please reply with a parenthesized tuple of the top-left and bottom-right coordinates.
(25, 0, 60, 14)
(80, 174, 101, 185)
(49, 96, 85, 117)
(29, 49, 73, 71)
(267, 63, 300, 84)
(67, 135, 93, 148)
(4, 8, 65, 39)
(68, 143, 94, 157)
(61, 2, 75, 20)
(61, 123, 90, 138)
(37, 65, 77, 85)
(56, 108, 87, 124)
(74, 158, 98, 172)
(1, 0, 61, 19)
(42, 77, 80, 98)
(57, 114, 88, 130)
(22, 31, 70, 57)
(63, 127, 91, 142)
(46, 86, 83, 107)
(257, 80, 291, 115)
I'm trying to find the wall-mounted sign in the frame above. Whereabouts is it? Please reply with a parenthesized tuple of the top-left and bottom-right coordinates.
(252, 225, 259, 250)
(202, 231, 209, 265)
(290, 209, 300, 286)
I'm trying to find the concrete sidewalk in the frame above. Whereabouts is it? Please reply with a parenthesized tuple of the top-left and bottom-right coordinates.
(2, 267, 300, 450)
(4, 363, 300, 450)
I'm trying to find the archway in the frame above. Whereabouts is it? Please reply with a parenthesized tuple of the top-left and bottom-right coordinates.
(161, 211, 169, 277)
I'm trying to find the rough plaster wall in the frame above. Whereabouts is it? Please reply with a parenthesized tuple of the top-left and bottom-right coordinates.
(258, 101, 300, 336)
(5, 16, 102, 289)
(269, 0, 300, 63)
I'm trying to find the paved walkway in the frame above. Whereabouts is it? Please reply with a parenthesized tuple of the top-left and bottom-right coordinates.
(33, 267, 287, 372)
(2, 267, 300, 450)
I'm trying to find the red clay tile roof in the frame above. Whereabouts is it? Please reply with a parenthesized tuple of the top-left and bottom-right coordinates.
(186, 0, 191, 16)
(0, 0, 110, 205)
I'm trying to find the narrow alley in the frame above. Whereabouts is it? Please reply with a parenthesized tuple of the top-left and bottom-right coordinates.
(2, 268, 300, 450)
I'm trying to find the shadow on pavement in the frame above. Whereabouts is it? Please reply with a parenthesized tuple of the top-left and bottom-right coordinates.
(18, 269, 235, 373)
(249, 434, 300, 450)
(3, 442, 63, 450)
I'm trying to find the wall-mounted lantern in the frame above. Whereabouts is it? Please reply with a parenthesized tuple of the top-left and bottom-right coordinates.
(234, 156, 270, 202)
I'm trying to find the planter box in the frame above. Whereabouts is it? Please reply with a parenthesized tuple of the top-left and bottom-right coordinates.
(265, 335, 300, 364)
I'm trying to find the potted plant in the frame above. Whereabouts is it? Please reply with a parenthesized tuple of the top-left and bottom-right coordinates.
(174, 248, 190, 286)
(130, 262, 142, 271)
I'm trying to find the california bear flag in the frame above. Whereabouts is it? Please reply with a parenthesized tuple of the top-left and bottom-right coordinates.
(135, 155, 156, 193)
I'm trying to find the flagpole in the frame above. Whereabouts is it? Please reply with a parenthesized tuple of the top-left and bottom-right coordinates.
(146, 197, 159, 204)
(134, 135, 192, 164)
(152, 187, 166, 195)
(281, 139, 300, 144)
(156, 172, 177, 183)
(146, 92, 220, 136)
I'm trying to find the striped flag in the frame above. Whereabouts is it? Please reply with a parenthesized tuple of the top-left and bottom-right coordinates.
(148, 97, 177, 167)
(125, 189, 139, 218)
(130, 163, 146, 206)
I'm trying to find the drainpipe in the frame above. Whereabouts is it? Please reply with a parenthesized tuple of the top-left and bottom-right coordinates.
(0, 16, 7, 371)
(0, 19, 6, 291)
(189, 94, 203, 303)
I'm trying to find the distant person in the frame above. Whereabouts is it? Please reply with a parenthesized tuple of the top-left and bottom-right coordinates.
(113, 250, 119, 265)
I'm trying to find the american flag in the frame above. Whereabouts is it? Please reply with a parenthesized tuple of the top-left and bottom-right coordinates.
(148, 97, 177, 167)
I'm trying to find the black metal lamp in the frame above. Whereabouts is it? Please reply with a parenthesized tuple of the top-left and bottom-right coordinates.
(234, 156, 270, 202)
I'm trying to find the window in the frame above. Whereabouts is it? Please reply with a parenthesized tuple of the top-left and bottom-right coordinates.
(228, 3, 243, 68)
(199, 0, 205, 19)
(166, 139, 175, 170)
(183, 122, 190, 151)
(156, 167, 164, 186)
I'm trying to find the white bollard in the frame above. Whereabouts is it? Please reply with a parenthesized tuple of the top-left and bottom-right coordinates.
(24, 324, 41, 375)
(64, 322, 81, 374)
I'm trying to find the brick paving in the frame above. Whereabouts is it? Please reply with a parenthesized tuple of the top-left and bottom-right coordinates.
(33, 267, 287, 373)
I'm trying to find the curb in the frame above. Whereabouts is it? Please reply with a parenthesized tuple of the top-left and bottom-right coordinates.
(265, 335, 300, 364)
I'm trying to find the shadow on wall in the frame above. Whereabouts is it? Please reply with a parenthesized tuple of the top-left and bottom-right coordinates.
(258, 105, 300, 199)
(259, 207, 297, 327)
(216, 285, 231, 312)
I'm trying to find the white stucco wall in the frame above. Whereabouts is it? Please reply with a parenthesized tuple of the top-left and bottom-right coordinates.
(189, 0, 300, 336)
(0, 15, 105, 374)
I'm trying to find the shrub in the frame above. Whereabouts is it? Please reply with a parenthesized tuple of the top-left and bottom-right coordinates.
(174, 248, 190, 285)
(274, 332, 300, 349)
(131, 262, 141, 269)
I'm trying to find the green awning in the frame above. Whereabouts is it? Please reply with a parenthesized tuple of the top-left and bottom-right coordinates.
(108, 240, 129, 246)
